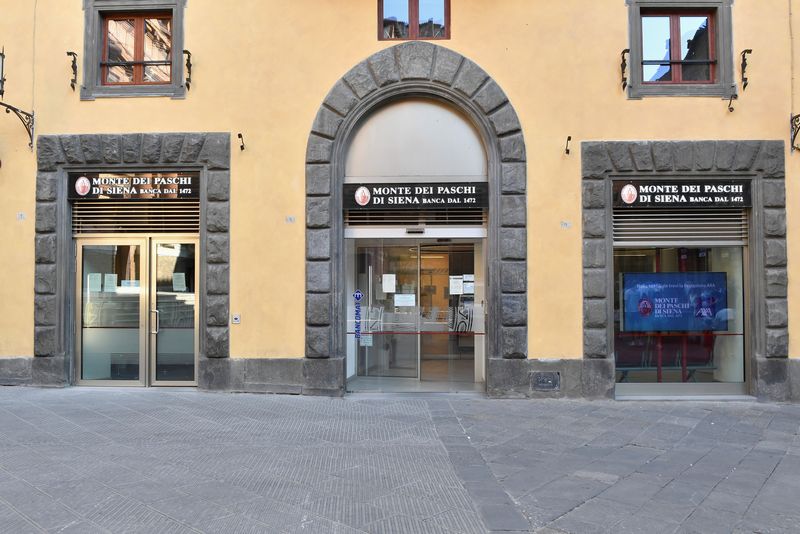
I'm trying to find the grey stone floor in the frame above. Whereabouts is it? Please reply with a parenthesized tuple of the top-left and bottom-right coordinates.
(0, 388, 799, 534)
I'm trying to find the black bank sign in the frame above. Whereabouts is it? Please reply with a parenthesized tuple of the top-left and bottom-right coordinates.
(613, 180, 751, 208)
(68, 172, 200, 200)
(343, 183, 488, 210)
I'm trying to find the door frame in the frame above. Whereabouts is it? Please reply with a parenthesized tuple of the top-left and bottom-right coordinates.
(74, 234, 200, 387)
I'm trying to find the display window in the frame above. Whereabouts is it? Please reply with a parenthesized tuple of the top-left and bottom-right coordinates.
(613, 247, 745, 384)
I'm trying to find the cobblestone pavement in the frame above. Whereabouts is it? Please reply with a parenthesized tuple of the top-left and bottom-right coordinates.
(0, 388, 799, 533)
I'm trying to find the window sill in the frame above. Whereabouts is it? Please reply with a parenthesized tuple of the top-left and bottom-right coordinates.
(628, 84, 735, 99)
(80, 84, 186, 101)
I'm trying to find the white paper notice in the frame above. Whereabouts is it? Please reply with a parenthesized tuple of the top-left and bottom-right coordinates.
(463, 282, 475, 294)
(103, 274, 118, 292)
(87, 273, 102, 292)
(449, 276, 464, 295)
(172, 273, 187, 292)
(382, 274, 396, 293)
(360, 334, 373, 347)
(463, 274, 475, 282)
(394, 294, 416, 307)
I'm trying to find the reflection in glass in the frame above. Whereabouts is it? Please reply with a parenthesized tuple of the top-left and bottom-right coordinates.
(418, 0, 445, 38)
(155, 243, 195, 381)
(680, 16, 710, 81)
(81, 245, 141, 380)
(144, 18, 172, 82)
(106, 19, 135, 83)
(642, 16, 671, 82)
(613, 247, 745, 384)
(383, 0, 409, 39)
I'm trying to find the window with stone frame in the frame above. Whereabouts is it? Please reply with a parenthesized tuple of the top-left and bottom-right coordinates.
(81, 0, 186, 100)
(626, 0, 734, 98)
(379, 0, 450, 40)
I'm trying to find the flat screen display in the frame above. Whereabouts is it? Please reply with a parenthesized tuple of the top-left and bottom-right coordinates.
(621, 272, 729, 332)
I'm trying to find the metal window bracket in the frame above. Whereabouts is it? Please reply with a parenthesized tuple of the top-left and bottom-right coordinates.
(0, 101, 34, 149)
(791, 114, 800, 152)
(67, 51, 78, 91)
(740, 49, 752, 91)
(621, 48, 630, 91)
(183, 50, 192, 91)
(727, 93, 737, 113)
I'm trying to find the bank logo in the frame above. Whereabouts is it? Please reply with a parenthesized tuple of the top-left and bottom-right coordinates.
(75, 176, 91, 196)
(620, 184, 638, 204)
(638, 296, 653, 317)
(353, 290, 364, 302)
(354, 186, 371, 206)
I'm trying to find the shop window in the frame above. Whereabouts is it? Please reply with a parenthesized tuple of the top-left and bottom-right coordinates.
(379, 0, 450, 40)
(627, 0, 734, 98)
(81, 0, 186, 100)
(613, 247, 745, 385)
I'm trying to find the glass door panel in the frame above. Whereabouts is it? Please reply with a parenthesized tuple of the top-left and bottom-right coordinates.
(78, 241, 146, 384)
(355, 244, 419, 378)
(420, 244, 476, 386)
(151, 240, 198, 384)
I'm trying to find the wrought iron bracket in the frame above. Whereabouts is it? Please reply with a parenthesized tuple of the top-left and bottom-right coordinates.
(564, 135, 571, 155)
(620, 48, 630, 91)
(237, 133, 245, 151)
(0, 47, 5, 99)
(67, 51, 78, 91)
(183, 49, 192, 91)
(0, 101, 34, 149)
(727, 93, 737, 113)
(791, 114, 800, 152)
(740, 49, 752, 91)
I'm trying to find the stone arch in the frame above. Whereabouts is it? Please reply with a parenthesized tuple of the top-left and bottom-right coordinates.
(304, 42, 528, 386)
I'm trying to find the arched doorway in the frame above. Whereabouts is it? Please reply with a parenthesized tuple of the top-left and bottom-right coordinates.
(304, 42, 528, 394)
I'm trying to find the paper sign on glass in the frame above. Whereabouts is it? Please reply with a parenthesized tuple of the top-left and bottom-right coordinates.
(463, 274, 475, 282)
(449, 276, 464, 295)
(87, 273, 102, 292)
(121, 280, 140, 288)
(394, 294, 416, 307)
(382, 274, 396, 293)
(463, 282, 475, 294)
(360, 334, 373, 347)
(172, 273, 187, 292)
(103, 274, 117, 292)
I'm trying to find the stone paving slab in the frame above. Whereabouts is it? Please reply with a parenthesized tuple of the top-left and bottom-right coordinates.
(0, 388, 799, 533)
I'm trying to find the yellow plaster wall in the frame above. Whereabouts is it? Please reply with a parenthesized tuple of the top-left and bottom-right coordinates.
(0, 0, 797, 360)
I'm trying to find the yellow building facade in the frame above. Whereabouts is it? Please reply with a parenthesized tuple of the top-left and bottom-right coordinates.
(0, 0, 797, 399)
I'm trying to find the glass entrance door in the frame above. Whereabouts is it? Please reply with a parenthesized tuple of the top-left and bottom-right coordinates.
(76, 236, 198, 386)
(347, 239, 484, 392)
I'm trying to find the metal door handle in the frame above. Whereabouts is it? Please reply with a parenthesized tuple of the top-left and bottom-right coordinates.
(151, 309, 160, 334)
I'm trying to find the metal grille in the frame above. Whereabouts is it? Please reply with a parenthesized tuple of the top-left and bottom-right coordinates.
(613, 208, 748, 246)
(345, 208, 486, 226)
(72, 200, 200, 234)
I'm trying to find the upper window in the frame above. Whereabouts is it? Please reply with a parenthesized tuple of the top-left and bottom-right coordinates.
(81, 0, 185, 100)
(103, 13, 172, 85)
(379, 0, 450, 40)
(626, 0, 733, 98)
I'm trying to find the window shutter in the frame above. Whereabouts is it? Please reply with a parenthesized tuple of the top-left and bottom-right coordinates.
(72, 200, 200, 234)
(613, 208, 747, 247)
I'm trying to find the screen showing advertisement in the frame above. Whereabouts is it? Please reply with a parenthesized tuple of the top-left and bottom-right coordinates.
(622, 272, 729, 332)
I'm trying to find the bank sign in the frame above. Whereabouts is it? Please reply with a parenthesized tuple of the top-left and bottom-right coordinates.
(613, 180, 751, 208)
(622, 272, 729, 333)
(68, 172, 199, 200)
(343, 183, 488, 210)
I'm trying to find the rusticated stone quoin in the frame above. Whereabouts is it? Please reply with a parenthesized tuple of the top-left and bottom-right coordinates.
(34, 133, 232, 386)
(305, 41, 528, 387)
(581, 140, 788, 400)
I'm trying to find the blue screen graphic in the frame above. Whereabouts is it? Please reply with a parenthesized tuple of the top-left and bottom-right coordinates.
(622, 272, 729, 332)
